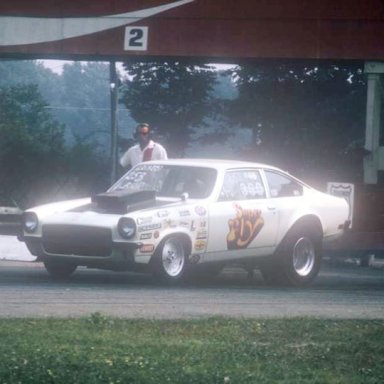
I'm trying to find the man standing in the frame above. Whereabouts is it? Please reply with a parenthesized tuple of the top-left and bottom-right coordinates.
(119, 123, 168, 169)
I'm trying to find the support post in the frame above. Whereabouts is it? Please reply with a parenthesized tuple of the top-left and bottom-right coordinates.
(364, 62, 384, 183)
(110, 61, 118, 184)
(364, 73, 381, 183)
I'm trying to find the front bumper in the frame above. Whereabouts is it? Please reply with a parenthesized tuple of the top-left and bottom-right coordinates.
(22, 235, 149, 269)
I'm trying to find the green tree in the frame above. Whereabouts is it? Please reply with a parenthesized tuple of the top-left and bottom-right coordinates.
(0, 83, 111, 207)
(228, 61, 367, 183)
(120, 61, 217, 157)
(52, 61, 134, 155)
(0, 60, 127, 155)
(0, 60, 62, 108)
(0, 61, 115, 205)
(0, 84, 66, 206)
(57, 62, 111, 150)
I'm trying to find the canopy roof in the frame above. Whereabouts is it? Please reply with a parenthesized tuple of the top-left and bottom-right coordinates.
(0, 0, 383, 61)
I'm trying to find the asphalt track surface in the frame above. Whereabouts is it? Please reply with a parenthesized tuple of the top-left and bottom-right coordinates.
(0, 257, 383, 319)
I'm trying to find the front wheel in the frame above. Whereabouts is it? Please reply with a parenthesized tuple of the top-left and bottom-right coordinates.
(261, 227, 322, 286)
(44, 260, 77, 279)
(153, 236, 189, 284)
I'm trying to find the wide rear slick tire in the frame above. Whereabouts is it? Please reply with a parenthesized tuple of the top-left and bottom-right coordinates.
(260, 225, 322, 287)
(44, 260, 77, 279)
(152, 235, 190, 284)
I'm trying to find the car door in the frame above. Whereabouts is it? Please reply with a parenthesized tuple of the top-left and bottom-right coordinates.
(262, 169, 305, 243)
(206, 169, 279, 262)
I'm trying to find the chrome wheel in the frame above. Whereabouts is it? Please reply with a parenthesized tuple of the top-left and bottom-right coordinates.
(292, 236, 315, 277)
(161, 237, 185, 278)
(262, 226, 322, 286)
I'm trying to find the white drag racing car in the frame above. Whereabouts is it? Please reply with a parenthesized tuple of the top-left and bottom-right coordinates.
(20, 159, 349, 286)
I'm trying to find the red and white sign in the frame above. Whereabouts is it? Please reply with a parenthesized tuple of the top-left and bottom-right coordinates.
(1, 0, 384, 60)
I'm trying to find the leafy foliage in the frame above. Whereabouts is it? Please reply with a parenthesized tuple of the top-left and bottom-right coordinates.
(57, 62, 116, 150)
(120, 61, 218, 156)
(0, 79, 110, 207)
(228, 61, 367, 183)
(0, 84, 66, 206)
(0, 60, 57, 88)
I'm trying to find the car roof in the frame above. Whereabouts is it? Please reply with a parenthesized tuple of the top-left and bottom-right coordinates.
(143, 158, 282, 172)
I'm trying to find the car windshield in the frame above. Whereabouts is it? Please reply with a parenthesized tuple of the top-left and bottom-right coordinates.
(109, 164, 217, 199)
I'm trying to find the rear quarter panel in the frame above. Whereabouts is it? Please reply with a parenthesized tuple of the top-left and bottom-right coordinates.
(272, 189, 348, 245)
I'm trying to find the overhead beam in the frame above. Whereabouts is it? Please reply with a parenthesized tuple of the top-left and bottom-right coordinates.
(1, 1, 384, 61)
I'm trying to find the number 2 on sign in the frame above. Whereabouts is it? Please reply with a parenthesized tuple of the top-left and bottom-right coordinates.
(124, 27, 148, 51)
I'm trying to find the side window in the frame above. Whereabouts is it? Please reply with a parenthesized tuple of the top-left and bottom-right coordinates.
(264, 171, 303, 198)
(219, 170, 266, 201)
(160, 167, 216, 198)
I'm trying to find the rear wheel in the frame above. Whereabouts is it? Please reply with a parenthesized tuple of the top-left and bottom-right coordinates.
(44, 260, 77, 279)
(260, 226, 322, 286)
(153, 236, 189, 284)
(291, 236, 317, 278)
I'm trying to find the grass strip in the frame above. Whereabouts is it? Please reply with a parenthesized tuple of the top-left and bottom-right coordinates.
(0, 315, 383, 383)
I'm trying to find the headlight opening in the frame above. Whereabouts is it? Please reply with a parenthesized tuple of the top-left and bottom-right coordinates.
(23, 212, 39, 233)
(118, 217, 136, 239)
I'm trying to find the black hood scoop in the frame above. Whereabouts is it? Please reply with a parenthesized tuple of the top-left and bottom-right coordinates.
(91, 190, 156, 214)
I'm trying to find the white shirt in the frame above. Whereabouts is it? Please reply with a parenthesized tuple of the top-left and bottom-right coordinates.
(119, 140, 168, 168)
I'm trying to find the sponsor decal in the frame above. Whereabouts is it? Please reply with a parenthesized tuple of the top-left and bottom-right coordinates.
(179, 210, 191, 217)
(195, 206, 207, 216)
(140, 233, 152, 240)
(327, 182, 354, 224)
(199, 221, 207, 228)
(153, 231, 160, 239)
(194, 239, 206, 251)
(226, 204, 264, 249)
(137, 216, 153, 225)
(179, 221, 190, 228)
(157, 210, 169, 218)
(190, 220, 196, 231)
(164, 219, 177, 228)
(138, 223, 161, 232)
(139, 244, 155, 253)
(196, 229, 208, 240)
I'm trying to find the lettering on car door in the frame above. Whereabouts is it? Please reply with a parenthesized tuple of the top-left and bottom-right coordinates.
(207, 169, 279, 261)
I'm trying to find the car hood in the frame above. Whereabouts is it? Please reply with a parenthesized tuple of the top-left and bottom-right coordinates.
(29, 190, 194, 219)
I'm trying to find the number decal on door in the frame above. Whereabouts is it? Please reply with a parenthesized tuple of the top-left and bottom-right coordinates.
(124, 27, 148, 51)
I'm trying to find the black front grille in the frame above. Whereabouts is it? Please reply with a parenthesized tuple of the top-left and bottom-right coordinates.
(0, 214, 21, 224)
(42, 225, 112, 257)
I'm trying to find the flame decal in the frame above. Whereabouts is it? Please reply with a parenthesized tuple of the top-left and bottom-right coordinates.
(226, 204, 264, 250)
